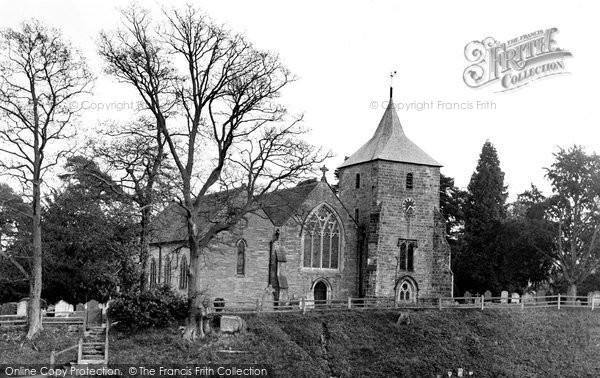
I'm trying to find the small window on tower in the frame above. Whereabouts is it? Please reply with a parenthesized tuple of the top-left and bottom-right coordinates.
(406, 173, 414, 190)
(354, 208, 359, 221)
(355, 173, 361, 189)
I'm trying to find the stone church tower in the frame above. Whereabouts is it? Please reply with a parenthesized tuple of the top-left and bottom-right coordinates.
(338, 90, 453, 301)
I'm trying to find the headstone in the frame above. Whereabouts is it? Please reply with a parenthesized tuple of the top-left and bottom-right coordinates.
(86, 300, 102, 325)
(220, 315, 246, 333)
(474, 295, 482, 305)
(16, 299, 28, 316)
(523, 292, 535, 303)
(483, 291, 492, 301)
(500, 291, 509, 304)
(576, 300, 582, 306)
(588, 291, 600, 307)
(261, 285, 275, 312)
(1, 302, 17, 315)
(396, 312, 411, 327)
(55, 300, 72, 317)
(511, 293, 520, 304)
(76, 303, 85, 312)
(463, 291, 472, 304)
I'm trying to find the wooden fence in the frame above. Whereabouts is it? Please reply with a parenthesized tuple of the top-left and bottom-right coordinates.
(211, 295, 598, 315)
(0, 310, 84, 327)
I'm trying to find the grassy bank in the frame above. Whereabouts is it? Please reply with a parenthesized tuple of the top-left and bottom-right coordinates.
(2, 309, 600, 377)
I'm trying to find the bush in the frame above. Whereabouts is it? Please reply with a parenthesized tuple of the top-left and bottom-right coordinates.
(108, 286, 187, 330)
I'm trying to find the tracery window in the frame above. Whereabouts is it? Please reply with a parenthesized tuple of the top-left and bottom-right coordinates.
(303, 205, 341, 269)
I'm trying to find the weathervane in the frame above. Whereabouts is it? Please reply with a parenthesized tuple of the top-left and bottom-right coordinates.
(389, 71, 397, 99)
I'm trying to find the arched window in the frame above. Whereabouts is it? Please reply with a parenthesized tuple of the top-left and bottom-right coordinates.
(355, 173, 361, 189)
(149, 258, 157, 287)
(179, 255, 188, 290)
(406, 173, 414, 190)
(399, 239, 416, 271)
(303, 205, 341, 269)
(397, 279, 416, 302)
(164, 257, 172, 286)
(236, 239, 246, 275)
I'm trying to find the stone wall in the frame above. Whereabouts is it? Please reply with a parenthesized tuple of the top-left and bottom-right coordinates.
(339, 160, 453, 299)
(148, 181, 359, 304)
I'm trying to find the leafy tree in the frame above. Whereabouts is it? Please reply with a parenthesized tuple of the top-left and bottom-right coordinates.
(454, 141, 507, 294)
(0, 20, 93, 339)
(41, 157, 139, 303)
(439, 174, 467, 242)
(0, 184, 30, 301)
(544, 145, 600, 298)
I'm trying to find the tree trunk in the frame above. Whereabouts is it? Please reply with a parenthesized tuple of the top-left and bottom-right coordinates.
(567, 283, 577, 303)
(182, 216, 204, 342)
(139, 207, 151, 292)
(26, 186, 43, 340)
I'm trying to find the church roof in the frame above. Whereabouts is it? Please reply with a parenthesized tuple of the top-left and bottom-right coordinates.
(150, 181, 320, 244)
(339, 99, 441, 168)
(260, 180, 319, 226)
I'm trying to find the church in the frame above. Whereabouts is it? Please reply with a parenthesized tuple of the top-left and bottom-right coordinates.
(148, 91, 454, 305)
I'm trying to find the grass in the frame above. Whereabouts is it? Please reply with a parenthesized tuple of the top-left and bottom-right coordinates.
(2, 308, 600, 377)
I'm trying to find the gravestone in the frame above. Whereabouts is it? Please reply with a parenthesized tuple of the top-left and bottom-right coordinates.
(523, 292, 535, 303)
(500, 291, 509, 304)
(511, 293, 520, 304)
(16, 299, 28, 316)
(55, 300, 72, 317)
(588, 291, 600, 307)
(261, 285, 275, 312)
(86, 300, 102, 325)
(220, 315, 246, 333)
(463, 291, 472, 304)
(483, 291, 492, 301)
(1, 302, 17, 315)
(76, 303, 85, 312)
(474, 295, 482, 305)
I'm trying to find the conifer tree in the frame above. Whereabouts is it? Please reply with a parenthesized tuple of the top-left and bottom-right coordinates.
(454, 141, 507, 294)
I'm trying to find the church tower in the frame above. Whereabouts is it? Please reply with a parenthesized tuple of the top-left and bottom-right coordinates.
(338, 88, 453, 301)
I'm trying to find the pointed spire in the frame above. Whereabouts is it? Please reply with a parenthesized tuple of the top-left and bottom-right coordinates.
(339, 81, 441, 169)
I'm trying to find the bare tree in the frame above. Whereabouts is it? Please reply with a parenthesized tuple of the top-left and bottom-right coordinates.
(99, 5, 329, 340)
(0, 20, 93, 339)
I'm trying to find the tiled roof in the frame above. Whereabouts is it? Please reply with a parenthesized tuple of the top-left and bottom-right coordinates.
(150, 181, 319, 244)
(260, 181, 319, 226)
(339, 100, 441, 168)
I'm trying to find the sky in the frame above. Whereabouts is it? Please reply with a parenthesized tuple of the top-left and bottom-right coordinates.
(1, 0, 598, 199)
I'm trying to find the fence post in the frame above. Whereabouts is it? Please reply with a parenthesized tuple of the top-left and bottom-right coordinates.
(301, 298, 306, 315)
(521, 299, 524, 310)
(347, 297, 352, 310)
(481, 296, 484, 311)
(592, 298, 595, 311)
(50, 350, 55, 366)
(438, 297, 442, 310)
(255, 298, 261, 313)
(557, 294, 561, 310)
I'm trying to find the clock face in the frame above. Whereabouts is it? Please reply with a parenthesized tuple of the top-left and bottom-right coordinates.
(403, 198, 415, 214)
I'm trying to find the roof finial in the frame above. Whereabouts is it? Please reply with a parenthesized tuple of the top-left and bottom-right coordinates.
(320, 165, 329, 182)
(389, 71, 397, 99)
